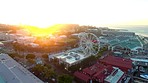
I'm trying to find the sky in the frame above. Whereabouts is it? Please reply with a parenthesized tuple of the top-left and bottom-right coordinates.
(0, 0, 148, 27)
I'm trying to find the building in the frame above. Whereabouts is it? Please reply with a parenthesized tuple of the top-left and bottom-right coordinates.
(101, 29, 135, 37)
(0, 42, 4, 50)
(74, 62, 129, 83)
(131, 57, 148, 67)
(144, 44, 148, 51)
(74, 71, 91, 83)
(99, 55, 133, 72)
(86, 28, 101, 37)
(99, 28, 143, 54)
(104, 67, 126, 83)
(0, 32, 16, 41)
(0, 42, 4, 46)
(16, 36, 36, 45)
(0, 53, 44, 83)
(54, 50, 86, 67)
(16, 29, 30, 36)
(36, 57, 43, 64)
(100, 35, 143, 55)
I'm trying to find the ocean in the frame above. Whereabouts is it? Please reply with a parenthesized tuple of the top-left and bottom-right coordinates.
(110, 25, 148, 37)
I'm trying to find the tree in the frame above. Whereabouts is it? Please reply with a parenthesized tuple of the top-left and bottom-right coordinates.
(9, 53, 17, 58)
(32, 64, 44, 76)
(31, 64, 56, 82)
(8, 53, 23, 58)
(58, 74, 73, 83)
(68, 64, 81, 72)
(28, 58, 35, 64)
(42, 54, 48, 59)
(26, 54, 35, 59)
(68, 56, 97, 72)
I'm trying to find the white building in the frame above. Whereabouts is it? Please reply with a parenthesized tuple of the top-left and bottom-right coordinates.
(50, 48, 90, 67)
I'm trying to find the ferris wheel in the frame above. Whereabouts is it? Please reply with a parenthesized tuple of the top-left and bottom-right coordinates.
(78, 32, 100, 56)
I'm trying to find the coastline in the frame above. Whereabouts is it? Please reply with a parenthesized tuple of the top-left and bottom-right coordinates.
(136, 33, 148, 37)
(109, 27, 148, 37)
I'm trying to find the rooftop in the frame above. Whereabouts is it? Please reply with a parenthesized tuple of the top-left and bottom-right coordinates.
(111, 36, 142, 50)
(99, 55, 132, 71)
(74, 62, 126, 83)
(0, 53, 44, 83)
(131, 58, 148, 63)
(109, 40, 119, 46)
(55, 51, 87, 65)
(117, 36, 130, 41)
(105, 67, 124, 83)
(74, 71, 91, 82)
(83, 63, 106, 76)
(0, 75, 5, 83)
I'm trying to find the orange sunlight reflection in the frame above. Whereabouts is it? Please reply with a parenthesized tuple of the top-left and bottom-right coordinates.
(20, 24, 64, 36)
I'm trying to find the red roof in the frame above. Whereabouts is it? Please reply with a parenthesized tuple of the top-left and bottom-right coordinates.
(83, 63, 105, 76)
(74, 57, 129, 82)
(81, 63, 115, 82)
(99, 55, 132, 71)
(93, 65, 114, 82)
(74, 71, 91, 82)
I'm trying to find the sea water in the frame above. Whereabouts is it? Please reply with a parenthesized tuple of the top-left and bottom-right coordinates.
(111, 26, 148, 37)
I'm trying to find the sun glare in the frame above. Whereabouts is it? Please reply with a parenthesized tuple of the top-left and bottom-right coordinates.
(19, 24, 64, 36)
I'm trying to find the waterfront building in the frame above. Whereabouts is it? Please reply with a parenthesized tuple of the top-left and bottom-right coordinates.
(99, 34, 144, 55)
(101, 29, 135, 37)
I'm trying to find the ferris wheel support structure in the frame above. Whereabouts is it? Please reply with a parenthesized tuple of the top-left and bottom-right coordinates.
(78, 32, 100, 56)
